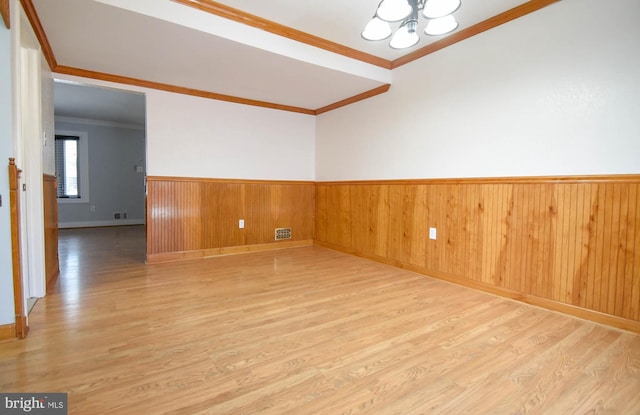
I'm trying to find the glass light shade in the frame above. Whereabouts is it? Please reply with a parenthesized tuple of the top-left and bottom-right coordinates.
(376, 0, 412, 22)
(424, 15, 459, 36)
(423, 0, 461, 19)
(389, 22, 419, 49)
(362, 17, 392, 41)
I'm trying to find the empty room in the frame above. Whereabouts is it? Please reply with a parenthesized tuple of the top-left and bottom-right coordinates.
(1, 0, 639, 413)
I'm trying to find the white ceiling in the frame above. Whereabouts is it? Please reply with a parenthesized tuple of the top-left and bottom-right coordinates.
(215, 0, 529, 61)
(31, 0, 536, 119)
(54, 81, 146, 128)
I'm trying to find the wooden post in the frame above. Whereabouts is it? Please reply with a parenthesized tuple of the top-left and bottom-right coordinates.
(9, 158, 28, 339)
(43, 174, 60, 291)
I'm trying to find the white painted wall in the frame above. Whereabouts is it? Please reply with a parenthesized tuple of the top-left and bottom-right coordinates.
(52, 75, 316, 181)
(41, 57, 55, 175)
(0, 22, 15, 325)
(56, 120, 146, 228)
(316, 0, 640, 180)
(146, 90, 315, 180)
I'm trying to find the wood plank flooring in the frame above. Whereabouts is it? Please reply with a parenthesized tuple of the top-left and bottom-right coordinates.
(1, 226, 639, 414)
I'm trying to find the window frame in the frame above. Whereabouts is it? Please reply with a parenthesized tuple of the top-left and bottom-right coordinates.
(55, 129, 90, 204)
(55, 135, 80, 198)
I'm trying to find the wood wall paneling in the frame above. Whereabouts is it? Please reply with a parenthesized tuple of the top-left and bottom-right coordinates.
(144, 174, 639, 331)
(43, 174, 59, 290)
(315, 177, 640, 332)
(146, 177, 314, 263)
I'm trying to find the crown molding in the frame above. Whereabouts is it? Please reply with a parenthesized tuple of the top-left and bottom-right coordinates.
(316, 174, 640, 186)
(392, 0, 561, 69)
(315, 84, 391, 115)
(20, 0, 56, 68)
(172, 0, 392, 70)
(54, 65, 317, 115)
(55, 116, 145, 131)
(20, 0, 558, 115)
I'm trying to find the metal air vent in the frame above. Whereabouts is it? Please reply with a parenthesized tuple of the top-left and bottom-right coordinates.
(275, 227, 292, 240)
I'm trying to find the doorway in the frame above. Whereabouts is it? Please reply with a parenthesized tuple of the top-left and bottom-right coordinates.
(52, 81, 147, 258)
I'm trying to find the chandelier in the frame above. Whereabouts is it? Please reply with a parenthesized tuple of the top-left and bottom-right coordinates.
(362, 0, 461, 49)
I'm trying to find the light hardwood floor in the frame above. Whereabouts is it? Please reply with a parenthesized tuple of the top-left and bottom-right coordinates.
(1, 226, 639, 414)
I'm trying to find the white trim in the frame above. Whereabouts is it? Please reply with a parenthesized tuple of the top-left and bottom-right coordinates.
(18, 45, 46, 299)
(55, 129, 90, 204)
(58, 219, 145, 229)
(55, 115, 145, 131)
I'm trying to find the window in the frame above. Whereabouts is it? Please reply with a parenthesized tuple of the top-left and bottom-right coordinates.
(55, 135, 80, 198)
(55, 130, 89, 204)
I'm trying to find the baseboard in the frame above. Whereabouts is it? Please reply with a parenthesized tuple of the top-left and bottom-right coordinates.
(59, 219, 145, 229)
(314, 240, 640, 334)
(147, 239, 314, 264)
(0, 324, 16, 341)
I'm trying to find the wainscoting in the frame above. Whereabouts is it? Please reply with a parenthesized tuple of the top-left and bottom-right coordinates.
(43, 174, 59, 290)
(145, 174, 639, 331)
(315, 176, 640, 332)
(146, 176, 315, 263)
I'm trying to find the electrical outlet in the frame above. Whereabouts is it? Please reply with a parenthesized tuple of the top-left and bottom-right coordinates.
(239, 219, 245, 229)
(429, 227, 437, 240)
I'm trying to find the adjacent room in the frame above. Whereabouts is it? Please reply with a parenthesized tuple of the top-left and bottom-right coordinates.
(0, 0, 638, 413)
(53, 81, 146, 230)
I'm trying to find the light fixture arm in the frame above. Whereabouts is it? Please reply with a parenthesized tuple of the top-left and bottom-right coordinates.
(404, 0, 419, 34)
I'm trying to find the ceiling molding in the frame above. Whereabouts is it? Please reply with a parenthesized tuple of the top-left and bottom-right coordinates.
(1, 0, 9, 29)
(315, 84, 391, 115)
(55, 116, 145, 131)
(54, 65, 317, 115)
(391, 0, 560, 69)
(20, 0, 56, 68)
(22, 0, 391, 115)
(316, 174, 640, 186)
(172, 0, 393, 70)
(16, 0, 560, 116)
